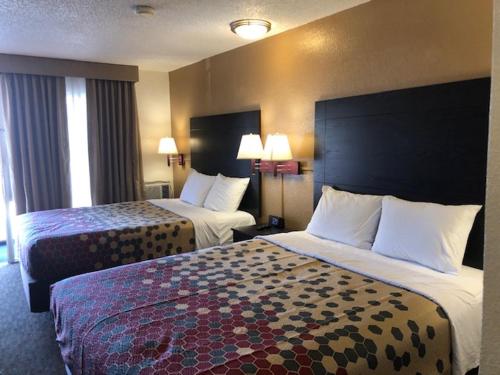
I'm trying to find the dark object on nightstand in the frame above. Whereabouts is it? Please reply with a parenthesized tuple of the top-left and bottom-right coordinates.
(255, 215, 285, 231)
(268, 215, 285, 229)
(232, 225, 292, 242)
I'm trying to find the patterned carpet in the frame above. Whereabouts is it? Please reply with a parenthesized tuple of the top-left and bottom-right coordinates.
(0, 263, 65, 375)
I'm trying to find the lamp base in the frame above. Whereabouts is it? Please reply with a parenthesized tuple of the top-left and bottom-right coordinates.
(166, 154, 185, 167)
(259, 160, 300, 175)
(178, 154, 185, 166)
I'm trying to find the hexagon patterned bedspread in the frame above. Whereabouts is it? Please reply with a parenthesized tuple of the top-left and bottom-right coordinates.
(19, 201, 195, 281)
(51, 239, 451, 375)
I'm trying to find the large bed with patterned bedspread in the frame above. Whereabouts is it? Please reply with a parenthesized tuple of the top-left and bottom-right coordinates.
(51, 232, 482, 375)
(20, 199, 255, 312)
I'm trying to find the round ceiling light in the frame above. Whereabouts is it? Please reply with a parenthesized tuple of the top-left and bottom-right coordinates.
(133, 5, 155, 16)
(230, 19, 271, 40)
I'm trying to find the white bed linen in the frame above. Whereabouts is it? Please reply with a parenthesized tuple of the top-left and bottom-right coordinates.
(259, 231, 482, 375)
(148, 198, 255, 249)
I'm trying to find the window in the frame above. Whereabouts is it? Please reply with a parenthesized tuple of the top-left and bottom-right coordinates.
(65, 77, 92, 208)
(0, 76, 17, 262)
(0, 76, 93, 262)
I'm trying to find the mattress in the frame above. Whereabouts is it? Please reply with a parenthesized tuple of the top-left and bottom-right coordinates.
(50, 236, 472, 375)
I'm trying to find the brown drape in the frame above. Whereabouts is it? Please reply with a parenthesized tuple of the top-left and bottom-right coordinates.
(86, 79, 144, 205)
(3, 73, 71, 214)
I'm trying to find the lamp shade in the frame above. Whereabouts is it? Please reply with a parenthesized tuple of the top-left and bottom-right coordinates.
(158, 137, 178, 155)
(237, 133, 264, 159)
(262, 134, 293, 161)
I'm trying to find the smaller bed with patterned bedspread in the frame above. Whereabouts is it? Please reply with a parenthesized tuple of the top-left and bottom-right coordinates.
(51, 232, 482, 375)
(19, 199, 255, 312)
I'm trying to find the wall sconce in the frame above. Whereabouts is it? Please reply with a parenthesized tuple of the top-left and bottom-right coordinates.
(236, 133, 264, 174)
(261, 133, 300, 176)
(236, 133, 300, 176)
(237, 133, 300, 221)
(158, 137, 185, 167)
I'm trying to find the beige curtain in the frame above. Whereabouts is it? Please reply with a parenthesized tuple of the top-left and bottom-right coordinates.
(86, 79, 144, 205)
(2, 73, 71, 214)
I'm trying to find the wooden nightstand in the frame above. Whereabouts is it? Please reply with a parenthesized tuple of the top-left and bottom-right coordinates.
(232, 225, 292, 242)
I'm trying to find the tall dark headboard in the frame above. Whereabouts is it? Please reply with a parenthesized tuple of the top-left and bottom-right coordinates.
(314, 78, 490, 269)
(190, 110, 261, 217)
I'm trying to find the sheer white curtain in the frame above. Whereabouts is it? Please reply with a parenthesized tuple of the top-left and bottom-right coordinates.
(65, 77, 92, 208)
(0, 75, 17, 263)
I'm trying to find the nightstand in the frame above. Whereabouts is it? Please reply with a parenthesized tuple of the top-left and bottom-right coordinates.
(232, 225, 292, 242)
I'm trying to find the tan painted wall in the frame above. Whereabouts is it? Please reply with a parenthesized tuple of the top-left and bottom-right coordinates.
(136, 70, 173, 188)
(481, 1, 500, 374)
(169, 0, 492, 229)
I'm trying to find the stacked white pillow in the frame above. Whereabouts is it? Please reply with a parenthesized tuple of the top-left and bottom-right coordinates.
(179, 169, 216, 206)
(371, 196, 481, 274)
(306, 186, 382, 249)
(204, 174, 250, 213)
(306, 186, 481, 275)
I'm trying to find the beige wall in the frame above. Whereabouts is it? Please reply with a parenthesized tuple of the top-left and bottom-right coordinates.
(136, 70, 173, 187)
(481, 1, 500, 374)
(169, 0, 492, 229)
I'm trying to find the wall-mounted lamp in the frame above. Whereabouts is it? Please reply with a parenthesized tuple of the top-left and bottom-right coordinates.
(158, 137, 185, 167)
(237, 133, 300, 176)
(262, 134, 292, 161)
(261, 133, 300, 176)
(237, 133, 264, 174)
(237, 133, 300, 221)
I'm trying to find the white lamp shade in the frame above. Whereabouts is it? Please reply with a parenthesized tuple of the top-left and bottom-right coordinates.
(237, 133, 264, 159)
(158, 137, 178, 155)
(262, 134, 293, 161)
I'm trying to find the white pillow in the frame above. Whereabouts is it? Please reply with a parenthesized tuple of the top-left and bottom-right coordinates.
(371, 196, 481, 274)
(179, 169, 216, 206)
(306, 186, 383, 249)
(203, 174, 250, 212)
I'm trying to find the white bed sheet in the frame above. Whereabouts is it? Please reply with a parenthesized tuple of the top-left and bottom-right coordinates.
(148, 198, 255, 249)
(259, 231, 482, 375)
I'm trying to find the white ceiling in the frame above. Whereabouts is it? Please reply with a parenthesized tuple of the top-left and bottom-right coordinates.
(0, 0, 369, 72)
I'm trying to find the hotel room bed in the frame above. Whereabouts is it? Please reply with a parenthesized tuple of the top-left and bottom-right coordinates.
(51, 232, 482, 375)
(50, 79, 488, 375)
(20, 109, 262, 312)
(19, 198, 255, 312)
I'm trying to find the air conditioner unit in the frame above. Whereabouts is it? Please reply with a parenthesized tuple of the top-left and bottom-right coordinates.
(144, 181, 171, 199)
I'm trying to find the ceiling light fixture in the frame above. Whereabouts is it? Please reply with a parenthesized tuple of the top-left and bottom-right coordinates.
(230, 19, 271, 40)
(133, 5, 155, 16)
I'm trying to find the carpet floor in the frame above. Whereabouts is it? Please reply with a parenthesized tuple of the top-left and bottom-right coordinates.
(0, 263, 65, 375)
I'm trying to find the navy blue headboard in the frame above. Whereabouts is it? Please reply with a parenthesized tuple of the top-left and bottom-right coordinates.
(314, 78, 490, 269)
(190, 110, 261, 217)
